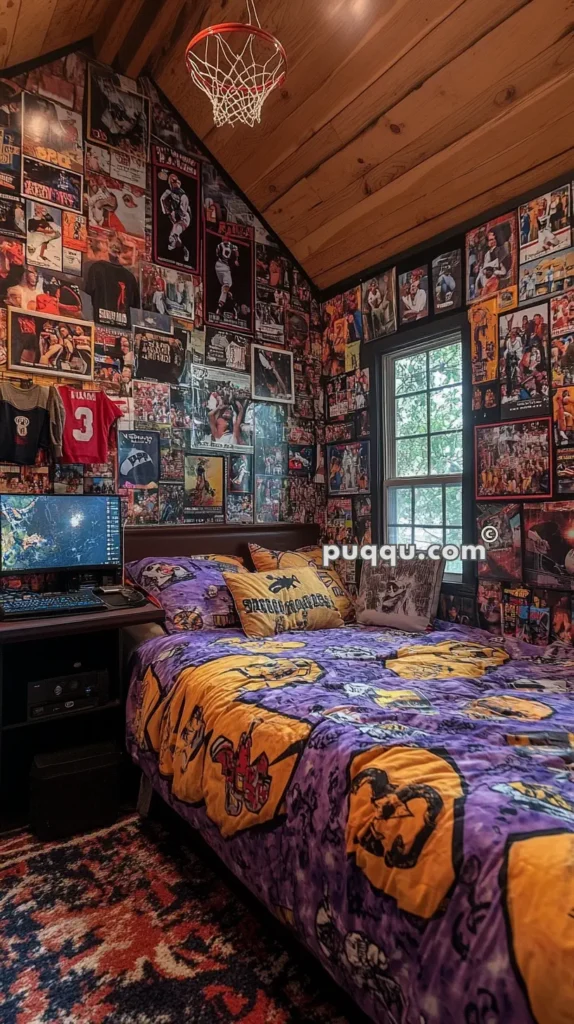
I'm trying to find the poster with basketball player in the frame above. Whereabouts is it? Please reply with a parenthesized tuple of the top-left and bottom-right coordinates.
(22, 92, 83, 175)
(140, 263, 195, 321)
(117, 430, 160, 491)
(398, 266, 429, 324)
(252, 344, 294, 404)
(553, 386, 574, 447)
(519, 248, 574, 304)
(151, 144, 200, 275)
(87, 65, 149, 163)
(189, 364, 253, 452)
(25, 200, 62, 271)
(432, 249, 462, 312)
(327, 441, 370, 495)
(468, 299, 498, 384)
(86, 172, 146, 240)
(524, 502, 574, 590)
(228, 452, 253, 494)
(475, 418, 552, 500)
(361, 269, 397, 341)
(184, 453, 224, 524)
(498, 303, 550, 419)
(519, 184, 571, 263)
(476, 503, 522, 580)
(466, 213, 517, 305)
(205, 327, 248, 371)
(204, 220, 254, 334)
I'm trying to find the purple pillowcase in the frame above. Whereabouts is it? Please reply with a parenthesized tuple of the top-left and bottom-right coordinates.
(125, 556, 247, 633)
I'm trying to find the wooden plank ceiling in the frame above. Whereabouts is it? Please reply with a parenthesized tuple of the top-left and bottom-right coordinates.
(3, 0, 574, 292)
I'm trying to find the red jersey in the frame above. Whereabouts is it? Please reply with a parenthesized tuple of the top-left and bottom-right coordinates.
(59, 387, 120, 464)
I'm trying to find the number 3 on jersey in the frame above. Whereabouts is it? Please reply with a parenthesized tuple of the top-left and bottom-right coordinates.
(72, 406, 94, 442)
(58, 387, 121, 464)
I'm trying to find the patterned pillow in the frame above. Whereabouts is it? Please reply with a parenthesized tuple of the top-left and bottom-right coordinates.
(248, 543, 355, 622)
(223, 567, 344, 637)
(125, 556, 249, 633)
(356, 559, 444, 632)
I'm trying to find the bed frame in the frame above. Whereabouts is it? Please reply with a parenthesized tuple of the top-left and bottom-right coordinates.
(124, 523, 320, 566)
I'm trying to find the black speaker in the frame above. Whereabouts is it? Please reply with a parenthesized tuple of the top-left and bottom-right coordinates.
(29, 742, 121, 840)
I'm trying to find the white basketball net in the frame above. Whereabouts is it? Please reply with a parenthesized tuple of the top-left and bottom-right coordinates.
(185, 1, 286, 127)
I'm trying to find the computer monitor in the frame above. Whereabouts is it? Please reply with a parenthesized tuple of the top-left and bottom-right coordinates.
(0, 495, 122, 575)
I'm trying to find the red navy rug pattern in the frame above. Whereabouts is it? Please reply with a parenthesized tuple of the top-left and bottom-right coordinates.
(0, 817, 357, 1024)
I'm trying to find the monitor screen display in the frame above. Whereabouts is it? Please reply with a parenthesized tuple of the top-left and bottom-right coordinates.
(0, 495, 122, 574)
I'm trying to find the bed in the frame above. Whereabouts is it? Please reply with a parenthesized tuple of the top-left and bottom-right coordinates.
(124, 526, 574, 1024)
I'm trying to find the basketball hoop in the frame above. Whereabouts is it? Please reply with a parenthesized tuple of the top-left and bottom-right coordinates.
(185, 1, 287, 127)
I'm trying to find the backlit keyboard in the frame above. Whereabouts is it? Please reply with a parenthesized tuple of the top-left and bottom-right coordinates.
(0, 590, 106, 619)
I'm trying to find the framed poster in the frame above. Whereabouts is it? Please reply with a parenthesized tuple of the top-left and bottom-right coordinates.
(398, 266, 429, 324)
(475, 418, 552, 500)
(151, 144, 200, 275)
(189, 364, 253, 452)
(361, 269, 397, 341)
(87, 64, 149, 160)
(140, 262, 195, 322)
(184, 453, 224, 523)
(498, 303, 550, 419)
(251, 344, 294, 404)
(86, 172, 145, 238)
(327, 441, 370, 495)
(22, 92, 83, 174)
(519, 184, 571, 263)
(466, 212, 517, 305)
(204, 220, 254, 334)
(431, 249, 462, 312)
(8, 306, 94, 381)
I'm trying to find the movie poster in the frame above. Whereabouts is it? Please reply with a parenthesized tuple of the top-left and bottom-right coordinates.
(476, 502, 522, 580)
(322, 294, 346, 377)
(519, 184, 571, 263)
(134, 327, 185, 385)
(87, 65, 149, 161)
(159, 482, 184, 523)
(519, 248, 574, 304)
(205, 326, 248, 371)
(7, 307, 93, 380)
(151, 144, 200, 275)
(498, 303, 550, 418)
(22, 92, 83, 174)
(432, 249, 462, 312)
(327, 441, 370, 495)
(133, 380, 171, 433)
(557, 448, 574, 494)
(398, 266, 429, 324)
(251, 344, 294, 404)
(361, 269, 397, 341)
(86, 172, 145, 239)
(472, 381, 500, 422)
(118, 430, 160, 491)
(553, 386, 574, 447)
(22, 157, 82, 212)
(469, 299, 498, 384)
(477, 580, 503, 634)
(466, 213, 517, 305)
(204, 221, 253, 333)
(524, 502, 574, 590)
(475, 418, 552, 500)
(184, 453, 224, 523)
(189, 364, 253, 451)
(0, 82, 21, 194)
(25, 200, 62, 271)
(550, 289, 574, 337)
(140, 262, 195, 321)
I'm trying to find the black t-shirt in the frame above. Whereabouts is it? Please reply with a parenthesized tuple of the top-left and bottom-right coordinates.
(85, 260, 140, 328)
(0, 391, 50, 464)
(136, 336, 180, 384)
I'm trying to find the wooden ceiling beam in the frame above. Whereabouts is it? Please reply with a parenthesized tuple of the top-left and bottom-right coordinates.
(93, 0, 146, 67)
(116, 0, 187, 78)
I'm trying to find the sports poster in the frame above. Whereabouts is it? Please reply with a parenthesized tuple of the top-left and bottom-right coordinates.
(285, 308, 309, 353)
(86, 172, 145, 239)
(205, 326, 248, 371)
(432, 249, 462, 312)
(524, 502, 574, 590)
(172, 318, 205, 368)
(288, 444, 315, 476)
(0, 82, 21, 194)
(498, 304, 550, 419)
(255, 475, 288, 523)
(226, 492, 254, 523)
(343, 286, 363, 341)
(169, 384, 190, 448)
(255, 241, 290, 344)
(361, 269, 397, 341)
(322, 293, 347, 377)
(550, 289, 574, 337)
(21, 92, 83, 174)
(122, 489, 159, 526)
(290, 265, 311, 312)
(325, 368, 369, 420)
(398, 266, 429, 324)
(62, 211, 86, 275)
(85, 141, 145, 189)
(468, 299, 498, 384)
(189, 364, 253, 452)
(87, 65, 149, 162)
(228, 452, 253, 494)
(133, 379, 171, 433)
(0, 196, 25, 237)
(159, 442, 184, 481)
(477, 580, 503, 634)
(472, 381, 499, 422)
(327, 441, 370, 495)
(141, 263, 195, 321)
(553, 386, 574, 447)
(519, 248, 574, 304)
(6, 268, 91, 318)
(251, 344, 294, 404)
(466, 212, 517, 305)
(7, 307, 94, 381)
(475, 418, 552, 500)
(557, 449, 574, 494)
(159, 482, 184, 523)
(204, 220, 254, 334)
(353, 494, 372, 544)
(118, 430, 160, 491)
(134, 327, 184, 386)
(22, 157, 82, 212)
(184, 453, 224, 523)
(519, 184, 571, 263)
(151, 144, 200, 275)
(476, 502, 522, 580)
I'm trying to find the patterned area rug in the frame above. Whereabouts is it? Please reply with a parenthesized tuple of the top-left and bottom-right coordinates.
(0, 816, 364, 1024)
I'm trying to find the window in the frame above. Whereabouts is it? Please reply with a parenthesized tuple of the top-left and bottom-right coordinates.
(383, 333, 464, 577)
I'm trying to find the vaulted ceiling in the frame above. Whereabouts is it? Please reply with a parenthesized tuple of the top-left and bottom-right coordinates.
(3, 0, 574, 292)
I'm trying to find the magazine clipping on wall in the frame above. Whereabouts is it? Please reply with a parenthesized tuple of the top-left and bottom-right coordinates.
(551, 334, 574, 386)
(85, 138, 145, 189)
(184, 453, 224, 523)
(21, 92, 83, 173)
(118, 430, 160, 492)
(431, 249, 462, 312)
(469, 299, 498, 384)
(151, 144, 200, 275)
(353, 494, 372, 544)
(288, 444, 315, 477)
(325, 497, 353, 544)
(550, 289, 574, 337)
(321, 293, 347, 377)
(326, 368, 369, 420)
(86, 171, 145, 241)
(5, 267, 91, 318)
(255, 241, 289, 345)
(498, 303, 550, 419)
(475, 418, 552, 500)
(524, 502, 574, 591)
(25, 200, 62, 271)
(284, 308, 310, 354)
(557, 449, 574, 494)
(291, 266, 311, 313)
(204, 220, 253, 333)
(476, 502, 522, 580)
(519, 248, 574, 304)
(226, 451, 254, 522)
(553, 386, 574, 447)
(356, 408, 370, 438)
(361, 269, 397, 341)
(7, 307, 94, 380)
(140, 262, 195, 321)
(0, 196, 25, 237)
(518, 184, 571, 263)
(133, 380, 171, 434)
(466, 212, 517, 306)
(160, 442, 184, 481)
(398, 266, 429, 325)
(87, 65, 149, 164)
(204, 326, 249, 371)
(327, 441, 370, 495)
(251, 343, 295, 404)
(22, 157, 83, 213)
(0, 81, 21, 194)
(159, 482, 185, 523)
(134, 326, 187, 385)
(472, 381, 500, 423)
(255, 475, 288, 523)
(189, 364, 253, 452)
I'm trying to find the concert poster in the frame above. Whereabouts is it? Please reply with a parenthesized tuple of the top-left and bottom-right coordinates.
(466, 212, 517, 305)
(498, 303, 550, 419)
(468, 299, 498, 384)
(189, 364, 253, 452)
(184, 453, 224, 524)
(22, 92, 83, 174)
(204, 220, 254, 334)
(476, 502, 522, 580)
(362, 269, 397, 341)
(474, 418, 552, 500)
(519, 184, 571, 263)
(22, 157, 82, 212)
(524, 502, 574, 591)
(432, 249, 462, 312)
(151, 144, 200, 275)
(327, 441, 370, 495)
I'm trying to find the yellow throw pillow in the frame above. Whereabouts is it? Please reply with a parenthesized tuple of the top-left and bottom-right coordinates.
(248, 543, 355, 622)
(223, 567, 344, 637)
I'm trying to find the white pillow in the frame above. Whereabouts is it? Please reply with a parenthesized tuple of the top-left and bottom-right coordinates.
(356, 559, 444, 632)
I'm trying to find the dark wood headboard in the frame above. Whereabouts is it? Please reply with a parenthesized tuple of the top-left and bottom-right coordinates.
(124, 523, 320, 567)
